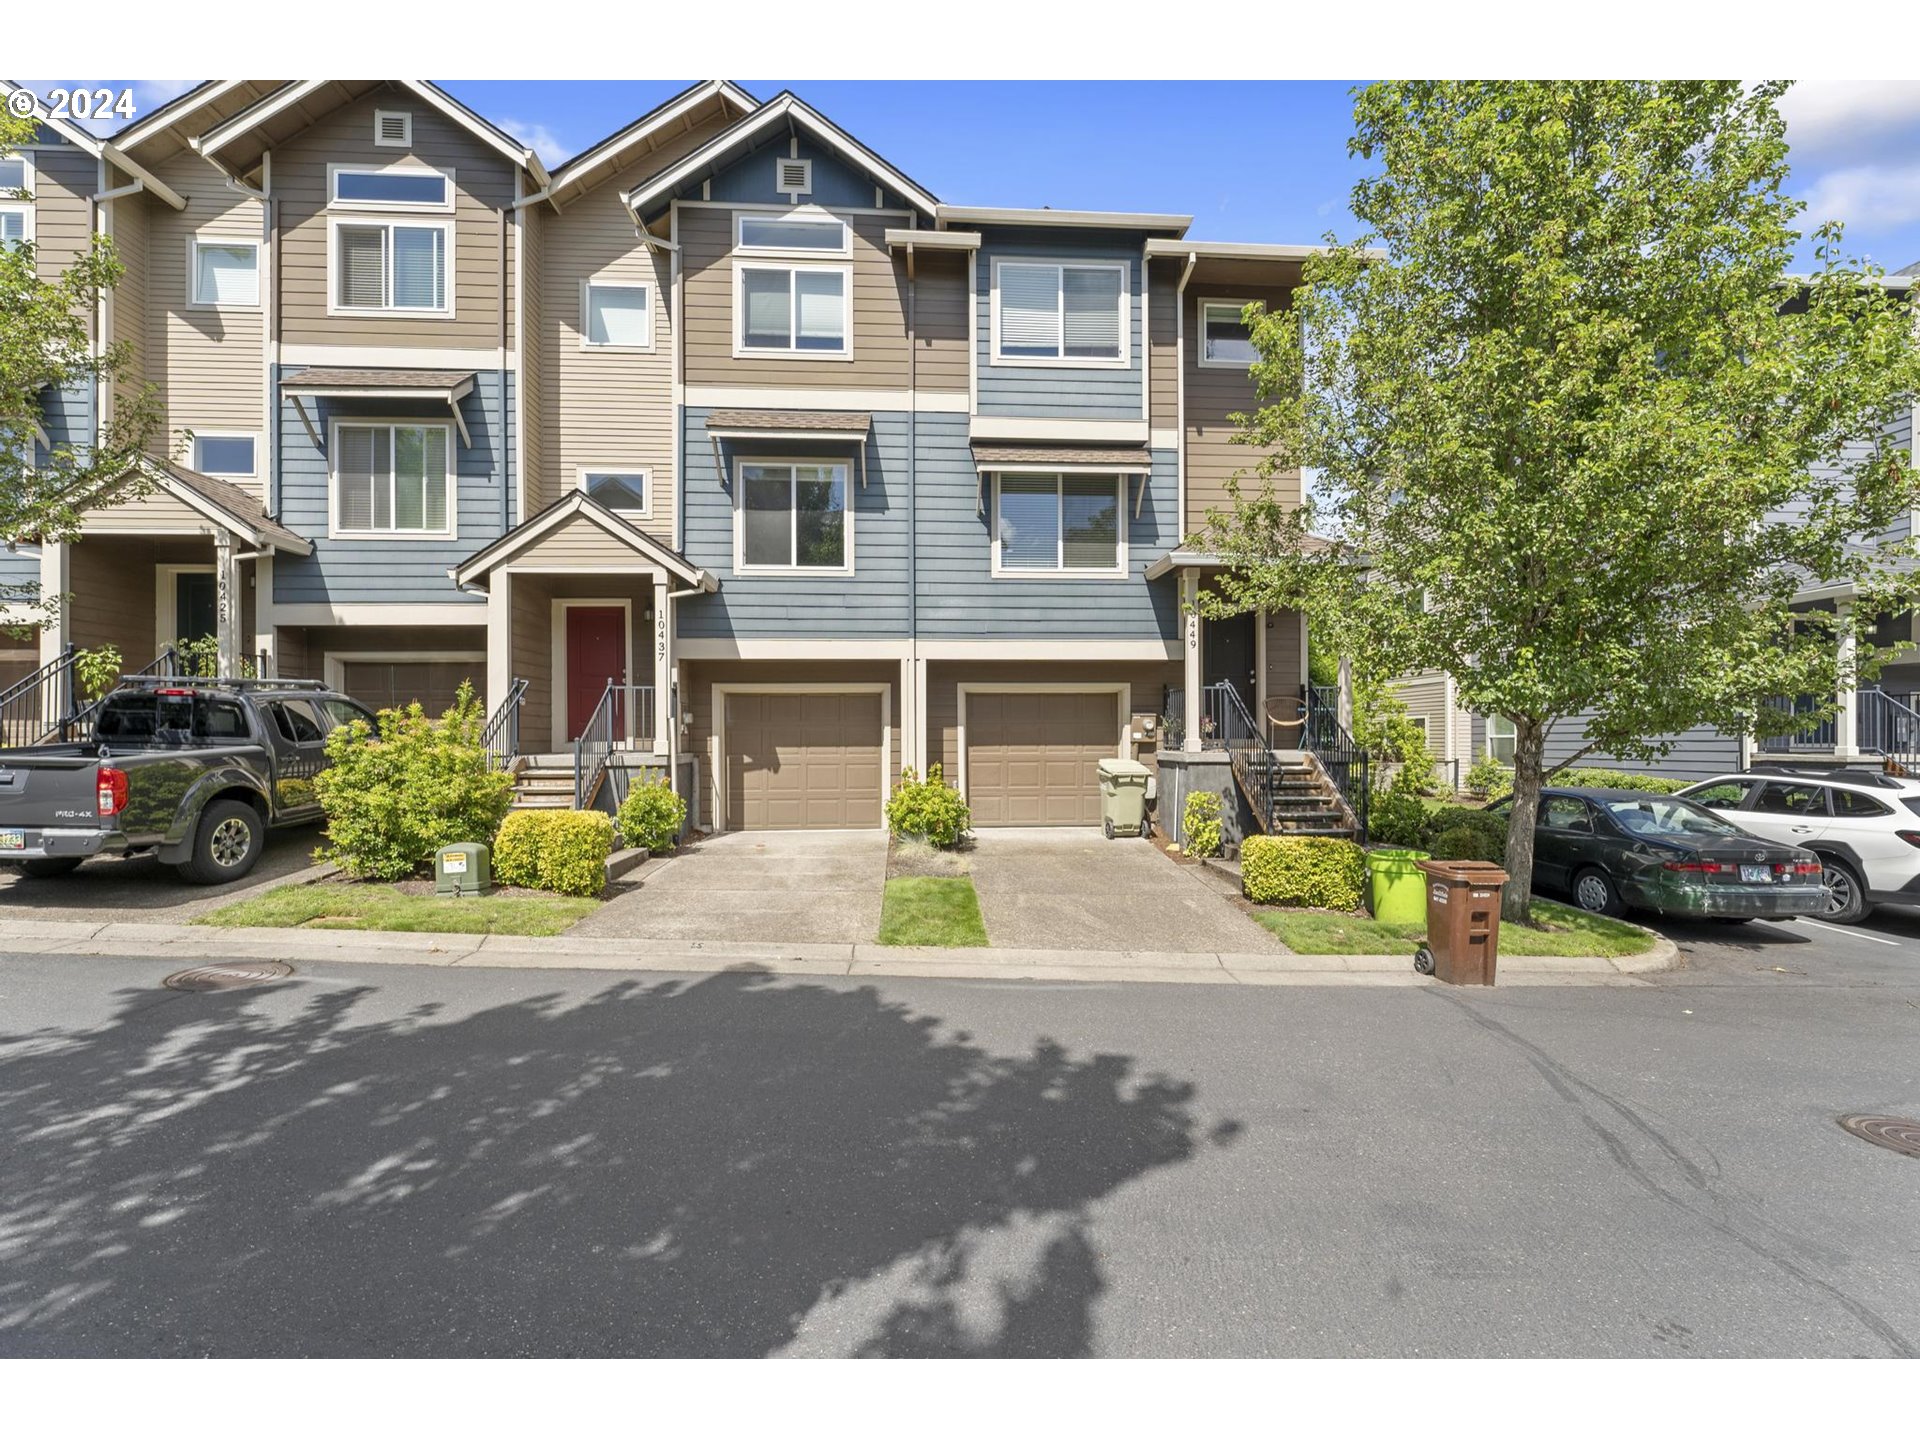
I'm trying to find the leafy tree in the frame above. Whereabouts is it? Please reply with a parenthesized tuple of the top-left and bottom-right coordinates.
(1197, 81, 1920, 920)
(2, 108, 162, 631)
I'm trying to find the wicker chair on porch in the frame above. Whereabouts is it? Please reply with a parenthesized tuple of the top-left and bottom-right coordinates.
(1265, 696, 1309, 750)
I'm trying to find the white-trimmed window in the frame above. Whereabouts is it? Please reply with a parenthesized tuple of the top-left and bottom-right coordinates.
(734, 208, 849, 255)
(735, 460, 851, 571)
(190, 238, 260, 308)
(328, 164, 452, 211)
(1486, 715, 1516, 765)
(0, 152, 32, 251)
(192, 433, 258, 478)
(992, 473, 1126, 577)
(1199, 299, 1258, 367)
(736, 264, 849, 357)
(992, 259, 1127, 365)
(579, 468, 650, 517)
(373, 111, 412, 148)
(332, 219, 450, 314)
(581, 281, 652, 349)
(332, 422, 454, 538)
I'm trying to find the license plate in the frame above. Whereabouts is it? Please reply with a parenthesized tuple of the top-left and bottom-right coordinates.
(1740, 864, 1772, 883)
(0, 830, 23, 851)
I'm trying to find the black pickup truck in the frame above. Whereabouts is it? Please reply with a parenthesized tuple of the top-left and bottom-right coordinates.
(0, 679, 374, 884)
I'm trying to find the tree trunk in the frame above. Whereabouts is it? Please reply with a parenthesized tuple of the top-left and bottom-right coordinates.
(1501, 718, 1547, 924)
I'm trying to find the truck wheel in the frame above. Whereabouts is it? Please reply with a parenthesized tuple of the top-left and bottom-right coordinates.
(177, 799, 263, 885)
(1571, 867, 1626, 917)
(18, 857, 83, 878)
(1818, 857, 1872, 925)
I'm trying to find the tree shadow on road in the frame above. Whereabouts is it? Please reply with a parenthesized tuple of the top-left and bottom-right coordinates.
(0, 968, 1232, 1357)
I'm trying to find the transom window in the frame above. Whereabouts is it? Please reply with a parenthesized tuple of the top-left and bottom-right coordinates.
(329, 165, 452, 210)
(192, 434, 257, 477)
(738, 461, 850, 571)
(993, 260, 1126, 364)
(734, 209, 850, 255)
(334, 423, 453, 537)
(993, 473, 1126, 576)
(334, 220, 449, 313)
(191, 239, 259, 307)
(582, 282, 651, 348)
(1200, 300, 1259, 367)
(737, 264, 849, 356)
(579, 469, 650, 516)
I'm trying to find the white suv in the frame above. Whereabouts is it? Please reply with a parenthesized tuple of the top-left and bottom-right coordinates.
(1677, 769, 1920, 923)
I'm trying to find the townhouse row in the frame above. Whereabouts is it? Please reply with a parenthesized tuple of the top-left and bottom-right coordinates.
(2, 77, 1318, 832)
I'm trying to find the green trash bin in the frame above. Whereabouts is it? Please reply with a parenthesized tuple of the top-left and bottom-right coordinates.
(1098, 757, 1152, 839)
(1367, 847, 1430, 923)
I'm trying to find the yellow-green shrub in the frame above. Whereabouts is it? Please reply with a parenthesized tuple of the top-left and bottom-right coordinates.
(617, 777, 688, 853)
(1242, 835, 1366, 910)
(494, 810, 615, 898)
(1182, 788, 1224, 857)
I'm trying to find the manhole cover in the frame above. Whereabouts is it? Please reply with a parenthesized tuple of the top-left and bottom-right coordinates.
(1838, 1114, 1920, 1160)
(163, 961, 295, 992)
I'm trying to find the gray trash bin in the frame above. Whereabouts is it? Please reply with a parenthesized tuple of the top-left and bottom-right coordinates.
(1097, 757, 1152, 839)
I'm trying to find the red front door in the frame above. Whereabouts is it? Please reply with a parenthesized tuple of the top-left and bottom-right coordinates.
(566, 606, 626, 741)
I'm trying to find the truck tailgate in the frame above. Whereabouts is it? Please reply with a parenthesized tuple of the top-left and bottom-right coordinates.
(0, 753, 107, 859)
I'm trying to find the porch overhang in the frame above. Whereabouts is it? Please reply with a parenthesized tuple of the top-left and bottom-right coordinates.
(281, 368, 478, 449)
(79, 457, 311, 555)
(1144, 547, 1224, 582)
(449, 491, 711, 593)
(707, 409, 873, 488)
(972, 441, 1155, 518)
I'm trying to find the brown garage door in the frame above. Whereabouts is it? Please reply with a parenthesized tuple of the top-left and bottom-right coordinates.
(966, 691, 1117, 827)
(725, 692, 884, 831)
(340, 660, 486, 717)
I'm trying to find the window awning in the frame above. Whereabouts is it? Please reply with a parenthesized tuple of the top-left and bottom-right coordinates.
(971, 443, 1155, 517)
(706, 410, 873, 487)
(281, 368, 477, 449)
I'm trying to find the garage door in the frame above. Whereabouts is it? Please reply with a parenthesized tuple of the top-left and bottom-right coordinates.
(340, 660, 486, 717)
(725, 692, 884, 831)
(966, 691, 1117, 827)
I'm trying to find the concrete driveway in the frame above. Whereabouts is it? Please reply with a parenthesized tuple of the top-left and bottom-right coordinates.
(0, 824, 326, 921)
(575, 829, 888, 945)
(967, 828, 1284, 953)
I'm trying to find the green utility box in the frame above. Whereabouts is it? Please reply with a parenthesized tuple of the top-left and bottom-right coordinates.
(1367, 847, 1431, 924)
(435, 842, 492, 897)
(1098, 757, 1152, 839)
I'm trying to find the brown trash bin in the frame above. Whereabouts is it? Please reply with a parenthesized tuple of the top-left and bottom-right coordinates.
(1415, 859, 1510, 986)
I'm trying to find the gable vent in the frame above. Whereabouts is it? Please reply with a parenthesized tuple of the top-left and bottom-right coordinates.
(374, 110, 412, 148)
(776, 157, 812, 198)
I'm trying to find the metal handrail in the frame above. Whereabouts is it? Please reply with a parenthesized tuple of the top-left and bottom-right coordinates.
(1203, 679, 1282, 832)
(482, 676, 529, 771)
(0, 642, 78, 747)
(1302, 683, 1372, 844)
(573, 680, 657, 809)
(67, 648, 182, 735)
(1856, 686, 1920, 772)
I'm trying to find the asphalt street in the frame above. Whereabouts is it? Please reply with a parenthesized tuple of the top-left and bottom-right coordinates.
(0, 909, 1915, 1357)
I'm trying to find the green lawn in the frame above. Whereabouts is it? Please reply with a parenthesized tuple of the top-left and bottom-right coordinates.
(1254, 898, 1654, 957)
(877, 876, 990, 947)
(195, 883, 599, 937)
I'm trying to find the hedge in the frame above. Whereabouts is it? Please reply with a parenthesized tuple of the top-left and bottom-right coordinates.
(1242, 835, 1367, 910)
(494, 810, 615, 898)
(1464, 760, 1687, 799)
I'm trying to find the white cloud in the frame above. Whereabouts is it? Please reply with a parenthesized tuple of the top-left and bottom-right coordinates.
(1778, 79, 1920, 157)
(499, 118, 569, 168)
(1800, 161, 1920, 232)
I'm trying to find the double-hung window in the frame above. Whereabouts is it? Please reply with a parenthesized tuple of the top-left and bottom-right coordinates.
(736, 264, 849, 356)
(1199, 300, 1258, 367)
(191, 239, 260, 307)
(993, 260, 1127, 364)
(582, 281, 651, 348)
(334, 220, 449, 313)
(333, 423, 453, 538)
(0, 153, 31, 251)
(993, 473, 1126, 577)
(737, 461, 850, 571)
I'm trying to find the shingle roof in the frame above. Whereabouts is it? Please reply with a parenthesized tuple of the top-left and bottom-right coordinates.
(151, 459, 309, 554)
(970, 443, 1153, 468)
(707, 409, 872, 432)
(280, 368, 476, 391)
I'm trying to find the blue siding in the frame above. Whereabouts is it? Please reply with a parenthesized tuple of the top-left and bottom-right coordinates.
(38, 380, 95, 459)
(704, 134, 909, 211)
(1540, 712, 1742, 783)
(270, 365, 509, 607)
(974, 231, 1144, 421)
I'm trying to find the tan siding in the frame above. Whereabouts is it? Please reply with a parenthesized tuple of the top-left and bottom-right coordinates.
(105, 183, 147, 419)
(81, 483, 213, 535)
(1261, 609, 1305, 710)
(67, 542, 155, 663)
(509, 575, 553, 747)
(912, 250, 969, 394)
(31, 144, 96, 285)
(1390, 668, 1475, 773)
(1148, 262, 1178, 428)
(681, 206, 913, 390)
(518, 200, 546, 514)
(1185, 285, 1297, 532)
(276, 86, 516, 349)
(275, 625, 311, 680)
(926, 661, 1182, 784)
(142, 149, 267, 486)
(502, 511, 658, 569)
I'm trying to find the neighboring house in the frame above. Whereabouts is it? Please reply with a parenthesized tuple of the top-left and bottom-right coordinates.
(5, 78, 1324, 833)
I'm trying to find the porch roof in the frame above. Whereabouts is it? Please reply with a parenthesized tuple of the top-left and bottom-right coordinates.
(449, 491, 711, 592)
(81, 457, 311, 555)
(1143, 534, 1331, 581)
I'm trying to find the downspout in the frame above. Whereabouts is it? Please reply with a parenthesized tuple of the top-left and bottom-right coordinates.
(1174, 250, 1198, 540)
(498, 206, 509, 535)
(906, 238, 918, 690)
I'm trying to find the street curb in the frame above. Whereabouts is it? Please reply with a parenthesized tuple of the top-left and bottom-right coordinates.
(0, 916, 1672, 987)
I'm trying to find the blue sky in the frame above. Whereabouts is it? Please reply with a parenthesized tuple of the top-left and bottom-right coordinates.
(42, 79, 1920, 271)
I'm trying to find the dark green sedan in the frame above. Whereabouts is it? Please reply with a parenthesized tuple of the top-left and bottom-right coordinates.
(1491, 787, 1827, 920)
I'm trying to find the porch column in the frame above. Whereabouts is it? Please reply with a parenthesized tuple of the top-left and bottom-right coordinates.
(1835, 600, 1861, 759)
(213, 533, 241, 678)
(652, 577, 672, 759)
(1182, 568, 1203, 752)
(255, 555, 277, 678)
(37, 541, 68, 664)
(912, 655, 930, 775)
(485, 571, 512, 717)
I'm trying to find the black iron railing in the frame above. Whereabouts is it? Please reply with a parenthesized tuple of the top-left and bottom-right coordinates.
(1856, 687, 1920, 771)
(1303, 683, 1371, 843)
(67, 647, 181, 735)
(573, 681, 657, 809)
(1757, 694, 1837, 754)
(0, 643, 79, 747)
(482, 676, 529, 771)
(1202, 680, 1283, 832)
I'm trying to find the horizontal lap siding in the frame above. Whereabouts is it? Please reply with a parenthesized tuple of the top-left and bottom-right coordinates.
(1148, 264, 1178, 428)
(1540, 718, 1742, 784)
(927, 660, 1181, 782)
(105, 182, 145, 421)
(975, 232, 1143, 420)
(271, 368, 505, 606)
(1263, 610, 1304, 704)
(1185, 285, 1295, 533)
(508, 578, 553, 746)
(508, 512, 661, 568)
(275, 86, 516, 350)
(912, 251, 969, 396)
(31, 144, 95, 284)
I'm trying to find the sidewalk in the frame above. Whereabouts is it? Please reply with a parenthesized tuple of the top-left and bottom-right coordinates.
(0, 916, 1678, 987)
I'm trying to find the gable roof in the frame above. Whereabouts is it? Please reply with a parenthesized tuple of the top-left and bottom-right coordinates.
(0, 81, 189, 210)
(624, 90, 939, 220)
(196, 80, 550, 187)
(1, 80, 101, 155)
(110, 80, 286, 155)
(450, 491, 710, 591)
(80, 456, 311, 554)
(543, 80, 759, 208)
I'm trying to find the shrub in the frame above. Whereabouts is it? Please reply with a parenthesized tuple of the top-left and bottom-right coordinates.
(494, 809, 615, 898)
(75, 644, 123, 701)
(314, 683, 514, 881)
(616, 777, 688, 853)
(1430, 823, 1505, 864)
(1367, 768, 1429, 847)
(1182, 788, 1224, 857)
(1242, 835, 1367, 910)
(1464, 755, 1513, 799)
(1420, 805, 1509, 864)
(1550, 766, 1688, 795)
(886, 765, 971, 848)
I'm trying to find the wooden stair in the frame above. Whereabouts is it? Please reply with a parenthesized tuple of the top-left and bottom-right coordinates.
(510, 761, 577, 811)
(1234, 751, 1359, 839)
